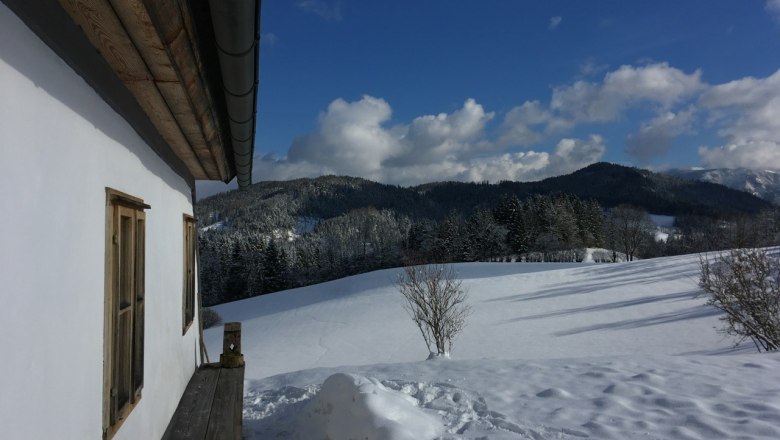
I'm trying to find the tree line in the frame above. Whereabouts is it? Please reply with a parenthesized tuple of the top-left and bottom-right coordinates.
(197, 191, 780, 306)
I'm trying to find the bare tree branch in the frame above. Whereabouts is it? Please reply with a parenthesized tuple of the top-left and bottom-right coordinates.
(699, 249, 780, 352)
(396, 264, 471, 357)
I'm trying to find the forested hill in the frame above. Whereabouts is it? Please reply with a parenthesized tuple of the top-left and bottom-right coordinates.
(198, 162, 770, 227)
(417, 162, 771, 217)
(194, 163, 776, 306)
(196, 175, 444, 230)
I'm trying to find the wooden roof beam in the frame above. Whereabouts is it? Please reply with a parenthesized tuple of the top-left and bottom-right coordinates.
(57, 0, 235, 182)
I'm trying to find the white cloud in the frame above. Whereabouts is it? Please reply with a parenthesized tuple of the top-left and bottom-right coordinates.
(497, 101, 550, 148)
(604, 63, 703, 105)
(455, 135, 605, 183)
(261, 63, 704, 186)
(626, 107, 696, 162)
(394, 98, 495, 166)
(767, 0, 780, 21)
(551, 63, 703, 123)
(549, 16, 563, 30)
(579, 59, 609, 77)
(494, 63, 703, 155)
(551, 80, 615, 122)
(698, 68, 780, 169)
(296, 0, 342, 21)
(699, 140, 780, 169)
(551, 135, 607, 173)
(254, 153, 337, 181)
(254, 96, 605, 186)
(240, 63, 780, 194)
(288, 96, 399, 175)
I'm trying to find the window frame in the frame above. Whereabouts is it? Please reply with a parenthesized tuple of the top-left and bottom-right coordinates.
(182, 214, 196, 334)
(103, 188, 148, 439)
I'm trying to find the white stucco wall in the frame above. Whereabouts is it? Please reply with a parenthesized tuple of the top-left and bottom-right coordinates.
(0, 4, 201, 439)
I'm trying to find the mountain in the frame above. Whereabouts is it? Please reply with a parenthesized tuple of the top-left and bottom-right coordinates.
(198, 163, 772, 226)
(416, 162, 772, 217)
(665, 168, 780, 205)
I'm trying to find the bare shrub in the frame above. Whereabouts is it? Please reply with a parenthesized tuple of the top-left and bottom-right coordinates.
(396, 264, 471, 357)
(201, 307, 223, 329)
(699, 249, 780, 352)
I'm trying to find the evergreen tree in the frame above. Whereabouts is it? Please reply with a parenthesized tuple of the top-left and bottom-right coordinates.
(263, 240, 290, 293)
(225, 242, 248, 299)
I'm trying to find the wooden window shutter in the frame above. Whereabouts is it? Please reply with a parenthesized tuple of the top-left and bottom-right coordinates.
(104, 189, 148, 438)
(183, 215, 196, 332)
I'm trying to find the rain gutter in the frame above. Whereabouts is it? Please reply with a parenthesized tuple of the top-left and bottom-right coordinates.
(208, 0, 259, 190)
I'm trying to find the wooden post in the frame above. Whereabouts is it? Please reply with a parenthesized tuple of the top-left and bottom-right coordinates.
(219, 322, 244, 368)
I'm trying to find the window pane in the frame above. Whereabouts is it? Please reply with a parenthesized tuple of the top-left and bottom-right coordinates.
(133, 218, 145, 395)
(115, 308, 132, 416)
(132, 301, 144, 395)
(184, 218, 196, 329)
(135, 218, 145, 302)
(119, 214, 133, 309)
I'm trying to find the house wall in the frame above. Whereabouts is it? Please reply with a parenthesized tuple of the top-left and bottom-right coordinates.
(0, 4, 201, 439)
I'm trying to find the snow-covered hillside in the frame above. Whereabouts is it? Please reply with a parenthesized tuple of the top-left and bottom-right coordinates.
(205, 255, 780, 439)
(668, 168, 780, 205)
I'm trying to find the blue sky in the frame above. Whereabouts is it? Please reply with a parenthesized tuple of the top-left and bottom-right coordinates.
(199, 0, 780, 197)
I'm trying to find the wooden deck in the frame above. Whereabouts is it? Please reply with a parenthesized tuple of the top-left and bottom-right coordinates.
(163, 323, 245, 440)
(162, 363, 244, 440)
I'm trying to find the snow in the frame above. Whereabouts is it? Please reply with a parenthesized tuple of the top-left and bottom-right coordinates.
(270, 228, 298, 242)
(291, 373, 443, 440)
(205, 254, 780, 439)
(582, 247, 625, 262)
(667, 168, 780, 204)
(649, 214, 674, 243)
(200, 220, 225, 232)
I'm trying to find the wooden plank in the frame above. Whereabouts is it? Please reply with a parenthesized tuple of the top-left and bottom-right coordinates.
(123, 81, 209, 179)
(144, 0, 231, 181)
(204, 366, 244, 440)
(57, 0, 150, 80)
(108, 0, 177, 81)
(156, 81, 221, 179)
(162, 367, 220, 440)
(58, 0, 225, 181)
(115, 0, 222, 180)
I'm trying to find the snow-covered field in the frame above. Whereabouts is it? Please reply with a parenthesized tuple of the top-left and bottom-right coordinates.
(205, 254, 780, 439)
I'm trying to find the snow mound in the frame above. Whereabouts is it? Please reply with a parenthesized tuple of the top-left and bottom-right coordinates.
(244, 373, 563, 439)
(244, 355, 780, 440)
(294, 373, 442, 440)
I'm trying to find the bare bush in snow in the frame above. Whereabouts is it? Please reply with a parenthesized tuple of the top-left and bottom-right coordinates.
(396, 264, 470, 357)
(699, 248, 780, 352)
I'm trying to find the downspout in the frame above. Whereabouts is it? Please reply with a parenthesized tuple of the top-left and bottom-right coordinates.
(208, 0, 259, 190)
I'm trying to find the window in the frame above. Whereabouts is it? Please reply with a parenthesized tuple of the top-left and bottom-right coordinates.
(183, 214, 196, 332)
(104, 188, 148, 438)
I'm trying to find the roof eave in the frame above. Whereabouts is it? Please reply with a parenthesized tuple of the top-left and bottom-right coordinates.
(208, 0, 259, 189)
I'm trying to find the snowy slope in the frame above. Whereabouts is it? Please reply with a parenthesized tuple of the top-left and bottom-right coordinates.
(668, 168, 780, 205)
(205, 255, 780, 439)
